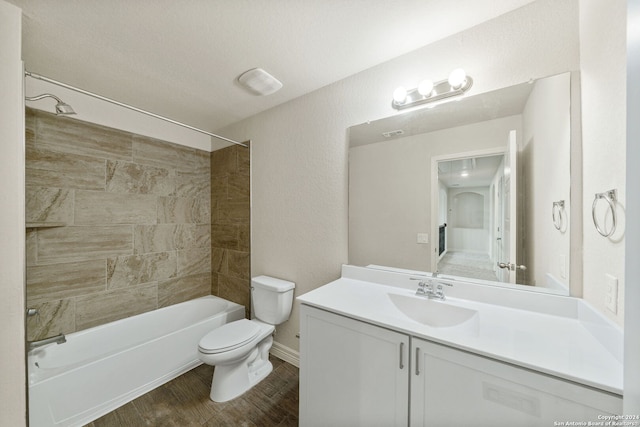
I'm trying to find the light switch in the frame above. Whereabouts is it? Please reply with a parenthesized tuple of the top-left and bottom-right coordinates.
(605, 274, 618, 314)
(417, 233, 429, 244)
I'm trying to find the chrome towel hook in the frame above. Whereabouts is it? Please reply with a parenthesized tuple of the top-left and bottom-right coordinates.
(592, 189, 617, 237)
(552, 200, 565, 231)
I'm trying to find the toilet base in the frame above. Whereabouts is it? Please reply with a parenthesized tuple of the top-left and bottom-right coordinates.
(209, 336, 274, 402)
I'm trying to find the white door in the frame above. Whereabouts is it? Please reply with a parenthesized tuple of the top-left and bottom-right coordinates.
(300, 305, 410, 427)
(497, 130, 519, 283)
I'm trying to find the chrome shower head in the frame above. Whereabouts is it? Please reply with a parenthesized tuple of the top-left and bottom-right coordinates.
(25, 93, 76, 116)
(54, 101, 75, 115)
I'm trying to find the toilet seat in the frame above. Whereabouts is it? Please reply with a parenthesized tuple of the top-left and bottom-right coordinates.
(198, 319, 260, 355)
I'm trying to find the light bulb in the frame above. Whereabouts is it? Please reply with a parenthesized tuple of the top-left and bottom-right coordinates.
(448, 68, 467, 89)
(417, 79, 434, 97)
(393, 86, 407, 104)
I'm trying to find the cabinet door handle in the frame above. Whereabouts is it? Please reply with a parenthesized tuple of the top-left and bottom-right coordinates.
(415, 347, 421, 375)
(399, 342, 405, 369)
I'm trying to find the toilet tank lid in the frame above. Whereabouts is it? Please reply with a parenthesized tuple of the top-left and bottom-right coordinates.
(252, 275, 295, 292)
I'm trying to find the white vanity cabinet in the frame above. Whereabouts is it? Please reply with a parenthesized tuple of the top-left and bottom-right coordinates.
(300, 304, 622, 427)
(410, 337, 622, 427)
(299, 305, 410, 427)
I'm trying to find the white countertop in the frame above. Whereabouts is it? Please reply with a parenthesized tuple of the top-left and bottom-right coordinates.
(297, 265, 623, 395)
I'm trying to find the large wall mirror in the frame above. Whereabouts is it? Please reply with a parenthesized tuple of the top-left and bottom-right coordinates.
(348, 71, 579, 296)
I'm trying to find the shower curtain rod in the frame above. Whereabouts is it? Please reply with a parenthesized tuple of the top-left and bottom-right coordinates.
(24, 70, 248, 148)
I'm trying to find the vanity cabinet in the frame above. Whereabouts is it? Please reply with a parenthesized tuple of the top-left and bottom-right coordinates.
(410, 337, 622, 427)
(299, 305, 409, 427)
(300, 305, 622, 427)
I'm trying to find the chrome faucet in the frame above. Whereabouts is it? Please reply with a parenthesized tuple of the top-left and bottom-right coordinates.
(28, 333, 66, 351)
(413, 273, 453, 300)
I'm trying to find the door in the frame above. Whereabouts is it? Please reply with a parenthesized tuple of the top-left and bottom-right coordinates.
(300, 305, 410, 427)
(497, 130, 519, 283)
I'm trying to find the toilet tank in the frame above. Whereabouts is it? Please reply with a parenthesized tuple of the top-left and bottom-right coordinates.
(251, 275, 295, 325)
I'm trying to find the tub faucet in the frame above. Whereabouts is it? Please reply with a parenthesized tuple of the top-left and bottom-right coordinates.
(28, 333, 66, 351)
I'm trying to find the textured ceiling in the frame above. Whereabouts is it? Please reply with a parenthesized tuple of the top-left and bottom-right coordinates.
(9, 0, 533, 133)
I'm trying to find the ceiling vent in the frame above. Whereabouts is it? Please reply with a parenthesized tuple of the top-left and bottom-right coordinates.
(237, 68, 283, 96)
(382, 129, 405, 138)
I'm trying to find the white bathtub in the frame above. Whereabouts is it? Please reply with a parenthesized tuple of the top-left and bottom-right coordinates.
(28, 295, 245, 427)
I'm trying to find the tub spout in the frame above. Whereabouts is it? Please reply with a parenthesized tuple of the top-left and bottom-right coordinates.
(28, 333, 66, 351)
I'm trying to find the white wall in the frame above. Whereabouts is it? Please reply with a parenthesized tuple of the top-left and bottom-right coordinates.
(0, 1, 27, 425)
(448, 187, 491, 254)
(580, 0, 627, 326)
(220, 0, 580, 352)
(521, 73, 572, 288)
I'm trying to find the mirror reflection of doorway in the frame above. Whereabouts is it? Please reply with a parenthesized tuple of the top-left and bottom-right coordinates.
(437, 154, 506, 282)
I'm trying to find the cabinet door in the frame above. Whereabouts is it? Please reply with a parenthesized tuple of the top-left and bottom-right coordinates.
(410, 338, 622, 427)
(300, 305, 409, 427)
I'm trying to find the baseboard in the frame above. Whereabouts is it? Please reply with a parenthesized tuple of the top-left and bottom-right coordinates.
(270, 341, 300, 368)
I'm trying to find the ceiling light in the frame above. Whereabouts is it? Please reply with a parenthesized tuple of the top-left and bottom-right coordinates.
(391, 69, 473, 110)
(448, 68, 467, 89)
(237, 68, 283, 96)
(393, 86, 407, 104)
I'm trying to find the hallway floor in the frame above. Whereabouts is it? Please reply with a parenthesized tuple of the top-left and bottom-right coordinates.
(86, 356, 299, 427)
(437, 250, 499, 281)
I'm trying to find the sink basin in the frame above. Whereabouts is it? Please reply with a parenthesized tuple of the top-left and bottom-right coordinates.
(388, 294, 478, 328)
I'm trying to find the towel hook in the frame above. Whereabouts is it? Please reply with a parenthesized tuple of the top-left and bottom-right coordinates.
(552, 200, 565, 231)
(592, 189, 617, 237)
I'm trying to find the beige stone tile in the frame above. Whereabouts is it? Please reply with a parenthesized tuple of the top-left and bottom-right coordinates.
(106, 160, 174, 196)
(211, 223, 239, 250)
(211, 247, 227, 274)
(227, 250, 250, 280)
(175, 170, 210, 199)
(107, 252, 177, 289)
(177, 247, 211, 276)
(195, 224, 211, 248)
(157, 197, 209, 224)
(210, 175, 228, 205)
(134, 224, 195, 253)
(37, 225, 133, 264)
(133, 135, 199, 172)
(27, 260, 106, 305)
(75, 283, 158, 330)
(75, 190, 157, 225)
(26, 229, 38, 266)
(238, 223, 250, 252)
(26, 187, 74, 224)
(218, 274, 251, 317)
(215, 199, 250, 224)
(227, 173, 249, 201)
(158, 273, 211, 308)
(237, 145, 250, 176)
(26, 298, 76, 341)
(210, 146, 237, 177)
(26, 146, 106, 190)
(36, 110, 132, 161)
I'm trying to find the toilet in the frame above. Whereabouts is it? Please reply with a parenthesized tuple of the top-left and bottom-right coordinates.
(198, 275, 295, 402)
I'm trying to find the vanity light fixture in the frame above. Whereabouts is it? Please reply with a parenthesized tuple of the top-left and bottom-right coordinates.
(392, 68, 473, 110)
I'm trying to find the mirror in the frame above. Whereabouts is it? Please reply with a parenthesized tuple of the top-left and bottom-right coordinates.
(348, 72, 575, 295)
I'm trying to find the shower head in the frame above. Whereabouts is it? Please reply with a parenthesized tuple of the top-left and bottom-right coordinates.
(25, 93, 76, 116)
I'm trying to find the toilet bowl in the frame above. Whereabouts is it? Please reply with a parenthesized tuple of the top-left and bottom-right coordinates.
(198, 276, 295, 402)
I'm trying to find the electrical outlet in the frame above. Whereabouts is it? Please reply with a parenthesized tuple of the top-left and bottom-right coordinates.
(605, 274, 618, 314)
(416, 233, 429, 244)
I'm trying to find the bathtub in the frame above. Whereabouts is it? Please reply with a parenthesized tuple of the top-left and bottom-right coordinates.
(28, 295, 245, 427)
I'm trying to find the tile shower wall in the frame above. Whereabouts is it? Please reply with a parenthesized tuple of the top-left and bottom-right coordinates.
(210, 144, 251, 318)
(25, 108, 212, 340)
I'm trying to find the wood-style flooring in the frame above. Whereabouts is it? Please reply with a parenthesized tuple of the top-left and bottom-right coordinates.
(86, 356, 299, 427)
